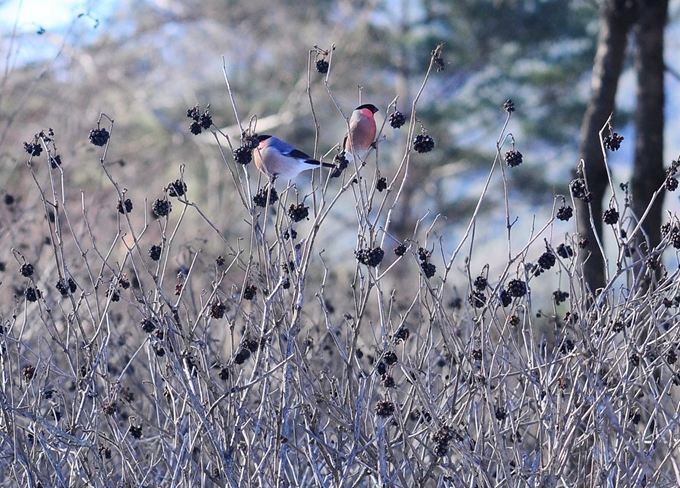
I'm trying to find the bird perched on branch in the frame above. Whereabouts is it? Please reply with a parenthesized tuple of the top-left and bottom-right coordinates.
(253, 135, 334, 181)
(343, 104, 379, 162)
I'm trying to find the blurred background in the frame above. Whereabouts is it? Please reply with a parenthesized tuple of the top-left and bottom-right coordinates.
(2, 0, 680, 298)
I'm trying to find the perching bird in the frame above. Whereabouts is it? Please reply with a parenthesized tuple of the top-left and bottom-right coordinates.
(253, 135, 334, 181)
(343, 104, 379, 162)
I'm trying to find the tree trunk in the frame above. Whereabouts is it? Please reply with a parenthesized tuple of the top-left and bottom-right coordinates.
(631, 0, 668, 278)
(576, 0, 636, 294)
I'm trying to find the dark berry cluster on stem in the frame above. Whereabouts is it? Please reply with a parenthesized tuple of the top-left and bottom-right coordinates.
(376, 177, 387, 192)
(389, 111, 406, 129)
(603, 131, 624, 151)
(500, 289, 512, 307)
(330, 152, 349, 178)
(661, 222, 680, 249)
(394, 244, 406, 256)
(665, 159, 679, 191)
(89, 127, 110, 147)
(355, 247, 385, 267)
(569, 178, 592, 202)
(25, 287, 41, 302)
(536, 248, 556, 274)
(187, 104, 212, 135)
(315, 59, 329, 74)
(603, 207, 619, 225)
(418, 247, 436, 278)
(413, 134, 435, 153)
(117, 198, 133, 214)
(253, 187, 279, 207)
(556, 205, 573, 221)
(233, 145, 253, 165)
(503, 99, 515, 113)
(56, 278, 77, 296)
(393, 326, 409, 343)
(152, 199, 172, 217)
(473, 275, 487, 291)
(507, 279, 527, 298)
(210, 300, 227, 319)
(553, 290, 569, 305)
(504, 150, 523, 167)
(556, 243, 574, 258)
(243, 284, 257, 300)
(375, 400, 395, 417)
(432, 426, 456, 457)
(469, 290, 486, 308)
(20, 263, 34, 277)
(23, 141, 42, 156)
(140, 319, 156, 333)
(149, 245, 162, 261)
(288, 203, 309, 222)
(167, 179, 187, 197)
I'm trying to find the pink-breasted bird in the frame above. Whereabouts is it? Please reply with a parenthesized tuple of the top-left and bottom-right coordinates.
(343, 104, 379, 162)
(253, 135, 334, 181)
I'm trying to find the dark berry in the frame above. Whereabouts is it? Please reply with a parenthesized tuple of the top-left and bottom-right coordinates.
(199, 112, 212, 130)
(243, 284, 257, 300)
(472, 348, 482, 360)
(375, 400, 395, 417)
(383, 351, 398, 366)
(23, 142, 42, 156)
(20, 263, 34, 277)
(167, 179, 187, 197)
(140, 319, 156, 333)
(667, 349, 677, 365)
(578, 236, 589, 249)
(25, 287, 40, 302)
(394, 244, 406, 256)
(315, 59, 329, 74)
(376, 177, 387, 192)
(89, 128, 110, 147)
(189, 122, 202, 135)
(106, 289, 120, 302)
(288, 203, 309, 222)
(234, 146, 252, 165)
(152, 199, 172, 217)
(509, 315, 520, 326)
(216, 255, 226, 267)
(50, 155, 62, 168)
(603, 208, 619, 225)
(389, 111, 406, 129)
(381, 374, 395, 388)
(556, 243, 573, 259)
(603, 132, 624, 151)
(553, 290, 569, 305)
(665, 177, 678, 191)
(187, 106, 200, 120)
(117, 199, 133, 214)
(243, 337, 260, 353)
(504, 150, 523, 167)
(129, 424, 142, 439)
(355, 247, 385, 267)
(569, 179, 589, 200)
(556, 205, 573, 221)
(253, 187, 279, 207)
(507, 279, 527, 298)
(376, 361, 387, 376)
(473, 276, 487, 290)
(234, 348, 251, 364)
(210, 300, 227, 319)
(23, 364, 36, 381)
(219, 367, 229, 380)
(413, 134, 435, 153)
(495, 406, 507, 421)
(149, 245, 162, 261)
(503, 99, 515, 113)
(469, 291, 486, 308)
(330, 152, 349, 178)
(394, 326, 409, 343)
(538, 250, 556, 270)
(421, 262, 436, 278)
(500, 289, 512, 307)
(4, 194, 14, 205)
(417, 247, 431, 262)
(629, 353, 639, 367)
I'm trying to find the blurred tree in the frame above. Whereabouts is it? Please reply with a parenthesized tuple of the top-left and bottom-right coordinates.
(576, 0, 668, 294)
